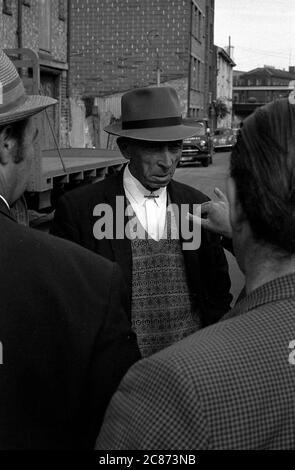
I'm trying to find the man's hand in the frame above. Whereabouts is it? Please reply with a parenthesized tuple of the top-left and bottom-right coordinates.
(188, 187, 232, 238)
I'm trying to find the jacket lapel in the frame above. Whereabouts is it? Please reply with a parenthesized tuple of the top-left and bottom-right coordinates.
(0, 197, 15, 222)
(168, 180, 201, 296)
(103, 167, 133, 296)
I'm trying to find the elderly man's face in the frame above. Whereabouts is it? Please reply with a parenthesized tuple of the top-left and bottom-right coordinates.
(125, 139, 183, 190)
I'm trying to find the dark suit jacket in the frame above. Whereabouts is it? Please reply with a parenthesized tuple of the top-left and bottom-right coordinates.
(0, 199, 140, 450)
(51, 168, 232, 326)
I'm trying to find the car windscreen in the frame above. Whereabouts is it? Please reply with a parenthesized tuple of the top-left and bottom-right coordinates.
(183, 122, 206, 136)
(214, 129, 232, 136)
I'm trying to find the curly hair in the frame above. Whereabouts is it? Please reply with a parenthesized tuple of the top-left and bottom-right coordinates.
(230, 98, 295, 254)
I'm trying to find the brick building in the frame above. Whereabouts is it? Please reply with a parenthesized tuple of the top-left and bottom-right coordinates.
(69, 0, 215, 148)
(233, 65, 295, 119)
(0, 0, 70, 146)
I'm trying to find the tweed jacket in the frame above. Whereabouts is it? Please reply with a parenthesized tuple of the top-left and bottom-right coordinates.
(51, 167, 232, 326)
(0, 199, 140, 449)
(96, 272, 295, 450)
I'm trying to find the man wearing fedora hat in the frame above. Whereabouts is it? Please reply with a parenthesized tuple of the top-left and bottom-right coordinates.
(96, 98, 295, 450)
(0, 49, 139, 449)
(52, 86, 232, 357)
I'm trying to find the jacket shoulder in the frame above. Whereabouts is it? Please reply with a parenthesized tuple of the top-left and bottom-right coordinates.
(170, 179, 210, 204)
(2, 216, 114, 273)
(59, 171, 121, 206)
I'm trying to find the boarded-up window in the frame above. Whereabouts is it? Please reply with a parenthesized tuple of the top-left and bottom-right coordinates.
(39, 0, 51, 52)
(59, 0, 66, 21)
(2, 0, 13, 15)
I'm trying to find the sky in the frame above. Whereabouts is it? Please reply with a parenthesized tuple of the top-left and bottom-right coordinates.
(214, 0, 295, 72)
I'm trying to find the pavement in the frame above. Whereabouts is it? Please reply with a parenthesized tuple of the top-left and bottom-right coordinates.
(174, 151, 245, 306)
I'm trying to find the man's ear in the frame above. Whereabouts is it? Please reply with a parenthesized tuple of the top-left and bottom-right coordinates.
(117, 137, 131, 160)
(0, 126, 15, 165)
(227, 176, 246, 231)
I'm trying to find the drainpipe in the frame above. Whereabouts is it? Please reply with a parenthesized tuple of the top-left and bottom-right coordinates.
(67, 0, 71, 99)
(17, 0, 23, 49)
(16, 0, 23, 78)
(187, 1, 193, 117)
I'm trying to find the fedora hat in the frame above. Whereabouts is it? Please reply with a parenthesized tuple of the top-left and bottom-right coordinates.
(0, 49, 57, 126)
(105, 86, 199, 141)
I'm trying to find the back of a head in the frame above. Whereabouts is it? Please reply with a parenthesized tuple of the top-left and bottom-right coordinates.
(230, 98, 295, 254)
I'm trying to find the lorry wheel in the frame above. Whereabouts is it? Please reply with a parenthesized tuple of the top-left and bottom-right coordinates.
(202, 158, 210, 167)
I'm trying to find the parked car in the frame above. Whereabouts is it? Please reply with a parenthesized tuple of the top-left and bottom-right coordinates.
(212, 127, 237, 151)
(179, 118, 213, 167)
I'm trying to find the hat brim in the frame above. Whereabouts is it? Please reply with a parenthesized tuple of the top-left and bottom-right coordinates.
(0, 95, 57, 126)
(104, 122, 203, 141)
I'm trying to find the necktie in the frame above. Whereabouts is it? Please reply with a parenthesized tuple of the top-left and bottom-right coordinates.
(145, 195, 159, 240)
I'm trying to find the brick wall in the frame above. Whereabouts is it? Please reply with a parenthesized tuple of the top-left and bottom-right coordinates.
(1, 0, 67, 61)
(0, 0, 69, 146)
(70, 0, 191, 97)
(68, 0, 215, 147)
(188, 0, 214, 117)
(1, 0, 18, 47)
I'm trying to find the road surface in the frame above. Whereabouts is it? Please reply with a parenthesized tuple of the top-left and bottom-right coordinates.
(175, 151, 245, 306)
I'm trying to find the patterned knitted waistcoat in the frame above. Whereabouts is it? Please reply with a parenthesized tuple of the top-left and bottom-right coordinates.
(129, 200, 201, 358)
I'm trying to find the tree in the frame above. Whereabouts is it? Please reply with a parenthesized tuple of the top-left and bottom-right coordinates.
(213, 98, 230, 119)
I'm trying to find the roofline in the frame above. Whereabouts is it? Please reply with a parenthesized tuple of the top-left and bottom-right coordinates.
(217, 46, 236, 67)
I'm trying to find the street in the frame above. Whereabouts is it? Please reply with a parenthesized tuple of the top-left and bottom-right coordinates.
(175, 151, 245, 305)
(175, 150, 230, 198)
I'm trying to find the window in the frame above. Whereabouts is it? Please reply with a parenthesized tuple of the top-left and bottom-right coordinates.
(59, 0, 66, 21)
(39, 0, 51, 52)
(210, 23, 214, 50)
(2, 0, 13, 15)
(191, 58, 197, 89)
(192, 3, 202, 41)
(191, 58, 201, 90)
(198, 11, 202, 39)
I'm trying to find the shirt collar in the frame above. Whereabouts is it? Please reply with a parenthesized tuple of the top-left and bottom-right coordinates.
(222, 271, 295, 322)
(123, 164, 167, 207)
(0, 194, 10, 210)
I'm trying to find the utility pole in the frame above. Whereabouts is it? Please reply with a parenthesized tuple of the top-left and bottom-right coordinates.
(147, 30, 161, 86)
(156, 48, 161, 86)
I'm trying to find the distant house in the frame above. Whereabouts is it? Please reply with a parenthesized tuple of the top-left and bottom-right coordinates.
(233, 66, 295, 119)
(213, 46, 236, 128)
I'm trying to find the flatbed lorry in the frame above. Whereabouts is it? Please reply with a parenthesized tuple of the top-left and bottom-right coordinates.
(5, 48, 125, 218)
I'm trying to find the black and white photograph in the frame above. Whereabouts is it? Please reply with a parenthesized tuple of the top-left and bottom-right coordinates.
(0, 0, 295, 456)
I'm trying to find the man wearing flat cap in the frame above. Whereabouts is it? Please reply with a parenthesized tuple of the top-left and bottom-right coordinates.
(52, 86, 232, 357)
(0, 49, 139, 449)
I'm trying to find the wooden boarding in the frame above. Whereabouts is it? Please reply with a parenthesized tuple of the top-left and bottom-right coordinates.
(43, 150, 125, 179)
(35, 148, 126, 191)
(29, 148, 126, 209)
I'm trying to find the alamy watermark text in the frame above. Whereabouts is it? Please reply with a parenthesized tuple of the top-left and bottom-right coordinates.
(92, 197, 201, 250)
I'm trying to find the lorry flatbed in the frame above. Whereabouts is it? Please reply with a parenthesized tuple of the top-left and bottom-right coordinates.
(5, 48, 126, 210)
(42, 148, 126, 179)
(30, 148, 126, 209)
